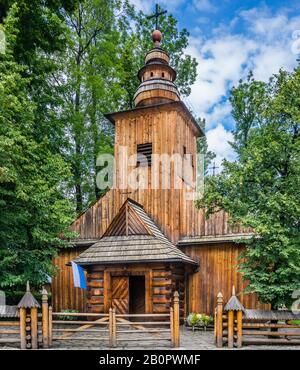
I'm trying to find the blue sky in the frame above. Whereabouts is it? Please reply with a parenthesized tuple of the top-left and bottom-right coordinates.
(131, 0, 300, 171)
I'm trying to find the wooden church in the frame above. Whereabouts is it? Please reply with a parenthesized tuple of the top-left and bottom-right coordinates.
(52, 29, 264, 317)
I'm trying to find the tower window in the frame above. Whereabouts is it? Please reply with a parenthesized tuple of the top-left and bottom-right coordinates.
(162, 72, 165, 78)
(137, 143, 152, 167)
(150, 72, 154, 77)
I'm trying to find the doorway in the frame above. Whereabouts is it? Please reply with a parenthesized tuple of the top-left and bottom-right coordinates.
(129, 276, 145, 314)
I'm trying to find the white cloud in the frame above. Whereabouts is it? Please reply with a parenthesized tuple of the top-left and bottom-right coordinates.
(205, 102, 232, 129)
(186, 35, 257, 119)
(184, 5, 299, 164)
(129, 0, 185, 13)
(192, 0, 216, 13)
(129, 0, 152, 13)
(206, 124, 235, 172)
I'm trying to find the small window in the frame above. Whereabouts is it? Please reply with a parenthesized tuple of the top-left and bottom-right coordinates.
(137, 143, 152, 167)
(162, 72, 165, 78)
(150, 72, 154, 77)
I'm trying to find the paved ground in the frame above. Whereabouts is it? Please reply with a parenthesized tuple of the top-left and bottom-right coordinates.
(1, 325, 299, 350)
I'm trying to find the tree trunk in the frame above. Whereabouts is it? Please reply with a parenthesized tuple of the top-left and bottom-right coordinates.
(90, 87, 101, 201)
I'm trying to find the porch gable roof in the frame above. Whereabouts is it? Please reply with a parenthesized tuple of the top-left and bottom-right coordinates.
(73, 199, 197, 266)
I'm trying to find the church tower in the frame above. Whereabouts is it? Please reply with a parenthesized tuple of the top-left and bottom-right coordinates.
(64, 29, 203, 316)
(104, 30, 204, 244)
(133, 30, 180, 107)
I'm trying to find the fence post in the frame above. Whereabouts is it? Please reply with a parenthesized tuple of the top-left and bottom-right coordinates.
(236, 310, 243, 348)
(30, 307, 38, 349)
(227, 309, 234, 348)
(223, 286, 245, 349)
(112, 308, 117, 348)
(42, 287, 49, 348)
(109, 308, 113, 347)
(173, 291, 180, 348)
(17, 281, 40, 350)
(216, 292, 223, 348)
(170, 307, 174, 347)
(48, 306, 53, 347)
(214, 307, 217, 344)
(19, 308, 27, 349)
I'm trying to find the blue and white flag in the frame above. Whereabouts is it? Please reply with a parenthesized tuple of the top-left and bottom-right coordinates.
(71, 261, 87, 289)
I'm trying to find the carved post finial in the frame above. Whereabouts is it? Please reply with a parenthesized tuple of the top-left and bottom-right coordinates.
(42, 287, 48, 302)
(232, 286, 236, 296)
(217, 292, 223, 303)
(26, 281, 30, 292)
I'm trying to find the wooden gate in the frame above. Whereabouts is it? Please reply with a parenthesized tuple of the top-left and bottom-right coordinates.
(46, 292, 180, 349)
(111, 276, 129, 314)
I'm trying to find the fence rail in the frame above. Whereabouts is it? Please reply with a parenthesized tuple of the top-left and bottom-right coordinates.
(0, 285, 180, 349)
(0, 320, 20, 345)
(215, 289, 300, 348)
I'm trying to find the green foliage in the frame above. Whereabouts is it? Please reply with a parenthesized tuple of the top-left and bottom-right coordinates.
(57, 309, 80, 321)
(187, 313, 213, 327)
(4, 289, 51, 306)
(0, 6, 74, 292)
(198, 69, 300, 309)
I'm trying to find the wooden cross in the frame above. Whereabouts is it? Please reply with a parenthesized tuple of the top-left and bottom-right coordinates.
(147, 4, 167, 30)
(209, 162, 219, 176)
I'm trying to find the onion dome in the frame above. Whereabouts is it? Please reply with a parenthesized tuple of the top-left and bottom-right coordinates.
(133, 30, 180, 107)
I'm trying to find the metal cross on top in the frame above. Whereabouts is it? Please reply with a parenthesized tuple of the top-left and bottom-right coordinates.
(209, 162, 219, 176)
(147, 4, 167, 30)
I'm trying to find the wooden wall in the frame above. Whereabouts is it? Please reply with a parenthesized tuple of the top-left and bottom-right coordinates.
(87, 268, 105, 313)
(70, 104, 251, 246)
(52, 248, 87, 312)
(78, 263, 185, 315)
(183, 243, 269, 315)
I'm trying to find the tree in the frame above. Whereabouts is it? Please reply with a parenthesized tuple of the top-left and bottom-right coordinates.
(198, 68, 300, 309)
(0, 5, 74, 293)
(54, 0, 127, 212)
(53, 1, 198, 212)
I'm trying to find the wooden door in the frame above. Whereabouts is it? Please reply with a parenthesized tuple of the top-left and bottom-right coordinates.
(111, 276, 129, 314)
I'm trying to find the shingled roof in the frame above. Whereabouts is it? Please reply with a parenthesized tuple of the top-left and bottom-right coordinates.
(73, 199, 197, 266)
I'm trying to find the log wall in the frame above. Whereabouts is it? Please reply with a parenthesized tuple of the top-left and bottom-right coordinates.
(71, 263, 185, 315)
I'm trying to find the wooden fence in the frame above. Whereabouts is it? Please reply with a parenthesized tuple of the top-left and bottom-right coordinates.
(47, 291, 180, 348)
(215, 288, 300, 348)
(0, 283, 42, 349)
(0, 316, 20, 346)
(0, 284, 180, 349)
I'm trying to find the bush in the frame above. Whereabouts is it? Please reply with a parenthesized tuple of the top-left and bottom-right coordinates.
(187, 313, 213, 330)
(4, 290, 51, 306)
(56, 309, 80, 321)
